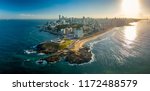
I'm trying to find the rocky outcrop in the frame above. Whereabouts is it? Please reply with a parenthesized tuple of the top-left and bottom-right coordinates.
(44, 55, 60, 63)
(36, 42, 59, 54)
(36, 42, 92, 64)
(66, 47, 92, 64)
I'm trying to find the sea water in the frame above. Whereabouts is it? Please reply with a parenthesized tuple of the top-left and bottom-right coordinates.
(0, 20, 150, 74)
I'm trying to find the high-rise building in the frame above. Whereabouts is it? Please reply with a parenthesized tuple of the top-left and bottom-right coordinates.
(59, 15, 61, 20)
(74, 28, 84, 38)
(82, 16, 86, 25)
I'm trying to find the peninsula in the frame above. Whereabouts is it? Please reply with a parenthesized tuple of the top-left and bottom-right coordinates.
(36, 15, 141, 64)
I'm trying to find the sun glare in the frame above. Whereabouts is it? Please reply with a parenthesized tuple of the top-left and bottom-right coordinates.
(124, 23, 137, 46)
(122, 0, 140, 18)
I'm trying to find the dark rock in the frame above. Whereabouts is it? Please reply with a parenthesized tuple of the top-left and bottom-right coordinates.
(44, 55, 60, 63)
(66, 47, 92, 64)
(36, 42, 92, 64)
(36, 42, 59, 54)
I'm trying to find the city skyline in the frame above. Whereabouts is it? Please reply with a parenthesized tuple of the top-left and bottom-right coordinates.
(0, 0, 150, 19)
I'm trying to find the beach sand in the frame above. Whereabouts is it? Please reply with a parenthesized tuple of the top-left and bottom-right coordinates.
(72, 20, 141, 51)
(72, 28, 112, 51)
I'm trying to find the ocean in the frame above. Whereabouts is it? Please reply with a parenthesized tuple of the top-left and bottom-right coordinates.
(0, 20, 150, 74)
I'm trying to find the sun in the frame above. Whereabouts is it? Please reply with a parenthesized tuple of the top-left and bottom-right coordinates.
(121, 0, 140, 18)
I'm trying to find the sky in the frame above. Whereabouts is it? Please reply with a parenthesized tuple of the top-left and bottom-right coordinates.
(0, 0, 149, 19)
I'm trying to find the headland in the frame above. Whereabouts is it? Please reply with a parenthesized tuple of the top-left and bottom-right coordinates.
(36, 15, 141, 64)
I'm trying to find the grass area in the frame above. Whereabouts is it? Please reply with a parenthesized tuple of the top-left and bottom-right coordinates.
(59, 38, 73, 49)
(42, 42, 59, 49)
(56, 24, 83, 30)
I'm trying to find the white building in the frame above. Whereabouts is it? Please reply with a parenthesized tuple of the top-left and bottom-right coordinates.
(74, 28, 84, 38)
(61, 29, 66, 34)
(61, 27, 73, 35)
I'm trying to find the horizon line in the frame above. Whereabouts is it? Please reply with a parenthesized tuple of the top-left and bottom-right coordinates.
(0, 17, 144, 20)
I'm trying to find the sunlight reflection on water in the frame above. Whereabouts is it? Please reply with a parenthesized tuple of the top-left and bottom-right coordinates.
(123, 23, 137, 48)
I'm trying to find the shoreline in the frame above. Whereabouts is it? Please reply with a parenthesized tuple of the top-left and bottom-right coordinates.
(72, 28, 112, 51)
(72, 21, 139, 51)
(35, 19, 142, 64)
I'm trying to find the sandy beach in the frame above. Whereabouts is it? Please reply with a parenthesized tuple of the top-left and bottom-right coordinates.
(72, 28, 112, 51)
(72, 21, 140, 51)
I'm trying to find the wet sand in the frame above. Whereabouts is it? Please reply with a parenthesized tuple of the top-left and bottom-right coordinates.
(72, 28, 112, 51)
(72, 21, 141, 51)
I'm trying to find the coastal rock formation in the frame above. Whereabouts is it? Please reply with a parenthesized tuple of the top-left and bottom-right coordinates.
(36, 42, 92, 64)
(66, 47, 92, 64)
(36, 42, 59, 54)
(44, 55, 60, 63)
